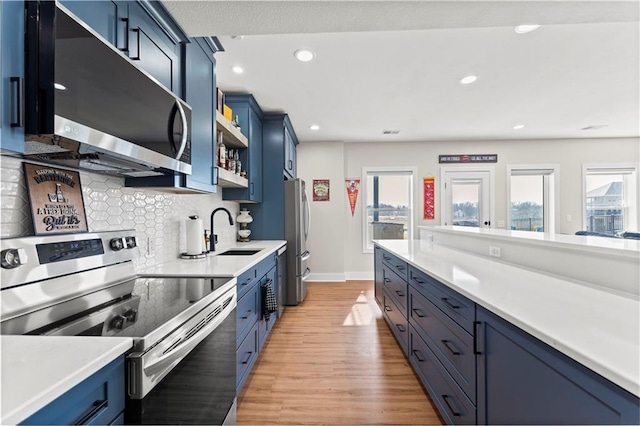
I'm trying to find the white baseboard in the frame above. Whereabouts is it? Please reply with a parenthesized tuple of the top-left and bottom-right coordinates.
(305, 272, 347, 282)
(345, 271, 374, 281)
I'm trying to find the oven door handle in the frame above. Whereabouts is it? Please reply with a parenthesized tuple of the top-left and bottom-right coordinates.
(143, 300, 234, 377)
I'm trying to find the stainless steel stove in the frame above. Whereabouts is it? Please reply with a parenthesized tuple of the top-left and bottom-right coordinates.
(0, 230, 237, 425)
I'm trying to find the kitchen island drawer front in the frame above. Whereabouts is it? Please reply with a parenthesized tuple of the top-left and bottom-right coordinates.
(383, 265, 408, 315)
(409, 326, 476, 425)
(408, 266, 475, 333)
(383, 290, 408, 356)
(236, 284, 259, 345)
(236, 322, 259, 394)
(22, 357, 125, 425)
(409, 287, 476, 403)
(381, 250, 408, 282)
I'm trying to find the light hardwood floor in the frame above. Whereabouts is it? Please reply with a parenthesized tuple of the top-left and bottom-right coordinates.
(237, 280, 444, 425)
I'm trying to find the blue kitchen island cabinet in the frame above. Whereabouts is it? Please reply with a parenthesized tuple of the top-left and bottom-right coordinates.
(1, 0, 25, 154)
(20, 357, 126, 425)
(223, 94, 264, 203)
(476, 306, 640, 425)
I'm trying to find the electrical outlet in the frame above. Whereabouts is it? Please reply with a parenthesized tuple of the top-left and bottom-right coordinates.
(566, 214, 572, 222)
(497, 220, 505, 228)
(489, 246, 501, 258)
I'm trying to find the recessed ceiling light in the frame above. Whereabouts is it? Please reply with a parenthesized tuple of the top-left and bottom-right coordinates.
(232, 66, 244, 74)
(513, 124, 525, 130)
(514, 24, 541, 34)
(294, 49, 315, 62)
(54, 83, 66, 90)
(459, 75, 478, 85)
(309, 124, 320, 131)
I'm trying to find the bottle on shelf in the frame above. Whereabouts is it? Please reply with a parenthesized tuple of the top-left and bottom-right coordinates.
(217, 131, 226, 169)
(227, 149, 235, 172)
(234, 150, 241, 175)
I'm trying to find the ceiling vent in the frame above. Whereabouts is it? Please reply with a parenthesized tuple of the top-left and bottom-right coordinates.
(382, 130, 400, 135)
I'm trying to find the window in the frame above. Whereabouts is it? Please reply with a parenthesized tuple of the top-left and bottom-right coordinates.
(507, 165, 558, 233)
(362, 167, 415, 252)
(583, 164, 638, 236)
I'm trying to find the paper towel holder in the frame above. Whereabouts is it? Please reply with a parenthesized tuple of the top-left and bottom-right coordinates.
(180, 215, 207, 259)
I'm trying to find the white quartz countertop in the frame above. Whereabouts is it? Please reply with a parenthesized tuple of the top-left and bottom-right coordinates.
(1, 336, 132, 425)
(375, 239, 640, 397)
(138, 240, 286, 277)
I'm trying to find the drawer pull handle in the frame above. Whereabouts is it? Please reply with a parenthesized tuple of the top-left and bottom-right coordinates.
(383, 255, 391, 261)
(397, 265, 406, 270)
(241, 351, 253, 364)
(412, 349, 425, 362)
(442, 297, 460, 310)
(241, 310, 252, 319)
(441, 340, 461, 356)
(384, 278, 391, 283)
(442, 395, 462, 417)
(396, 324, 406, 332)
(412, 308, 425, 318)
(384, 305, 392, 312)
(395, 290, 404, 297)
(74, 399, 108, 425)
(411, 275, 425, 284)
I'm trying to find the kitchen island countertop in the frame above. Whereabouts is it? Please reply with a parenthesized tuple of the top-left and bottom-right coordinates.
(1, 336, 132, 425)
(375, 239, 640, 398)
(138, 240, 286, 277)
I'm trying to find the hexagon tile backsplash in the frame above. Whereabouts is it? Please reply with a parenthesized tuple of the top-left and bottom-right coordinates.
(0, 156, 239, 270)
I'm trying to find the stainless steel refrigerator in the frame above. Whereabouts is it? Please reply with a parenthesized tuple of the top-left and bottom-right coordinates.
(284, 178, 311, 305)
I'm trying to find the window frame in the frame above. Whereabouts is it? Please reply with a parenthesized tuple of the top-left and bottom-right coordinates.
(361, 166, 416, 253)
(506, 164, 559, 233)
(582, 163, 639, 234)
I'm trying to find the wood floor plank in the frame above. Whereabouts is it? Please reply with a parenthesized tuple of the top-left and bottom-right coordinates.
(237, 281, 444, 425)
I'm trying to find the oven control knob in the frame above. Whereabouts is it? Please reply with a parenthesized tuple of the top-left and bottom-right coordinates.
(1, 249, 27, 269)
(125, 236, 137, 249)
(110, 238, 126, 251)
(109, 314, 127, 330)
(124, 308, 138, 323)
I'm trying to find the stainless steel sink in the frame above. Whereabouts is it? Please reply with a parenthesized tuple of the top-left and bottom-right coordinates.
(216, 249, 262, 256)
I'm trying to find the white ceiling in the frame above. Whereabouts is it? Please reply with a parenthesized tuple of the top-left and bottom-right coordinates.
(162, 1, 640, 144)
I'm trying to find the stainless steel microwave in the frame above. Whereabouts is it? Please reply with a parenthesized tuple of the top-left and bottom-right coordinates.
(22, 1, 191, 177)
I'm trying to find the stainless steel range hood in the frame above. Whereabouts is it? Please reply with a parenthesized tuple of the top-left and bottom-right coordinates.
(23, 1, 192, 178)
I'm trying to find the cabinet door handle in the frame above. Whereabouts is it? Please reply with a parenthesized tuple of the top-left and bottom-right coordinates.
(474, 321, 484, 355)
(241, 351, 253, 364)
(129, 28, 141, 60)
(73, 399, 108, 425)
(412, 349, 425, 362)
(442, 395, 461, 417)
(384, 305, 392, 312)
(441, 340, 461, 356)
(10, 77, 24, 128)
(241, 310, 252, 319)
(395, 290, 404, 297)
(396, 324, 406, 332)
(288, 159, 293, 170)
(119, 17, 130, 52)
(442, 297, 460, 310)
(250, 182, 254, 195)
(412, 308, 425, 318)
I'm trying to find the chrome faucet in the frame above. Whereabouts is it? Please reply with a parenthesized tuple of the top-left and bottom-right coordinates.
(210, 207, 234, 252)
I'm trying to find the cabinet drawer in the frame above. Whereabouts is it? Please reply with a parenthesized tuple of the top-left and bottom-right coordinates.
(383, 265, 408, 315)
(236, 285, 259, 346)
(408, 266, 475, 333)
(236, 322, 259, 394)
(22, 357, 125, 425)
(409, 287, 476, 403)
(383, 289, 408, 356)
(409, 326, 476, 425)
(381, 250, 408, 282)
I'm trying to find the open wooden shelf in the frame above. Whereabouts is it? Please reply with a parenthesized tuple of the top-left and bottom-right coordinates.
(216, 110, 248, 148)
(217, 167, 248, 188)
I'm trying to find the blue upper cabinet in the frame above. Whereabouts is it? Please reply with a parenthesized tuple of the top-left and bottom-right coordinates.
(61, 0, 187, 96)
(263, 114, 298, 180)
(223, 94, 264, 203)
(1, 0, 26, 154)
(284, 124, 297, 178)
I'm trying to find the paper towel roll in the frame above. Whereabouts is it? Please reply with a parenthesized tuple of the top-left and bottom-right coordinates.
(186, 216, 205, 255)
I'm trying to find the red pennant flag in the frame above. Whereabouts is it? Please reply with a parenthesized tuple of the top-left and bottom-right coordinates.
(345, 179, 360, 216)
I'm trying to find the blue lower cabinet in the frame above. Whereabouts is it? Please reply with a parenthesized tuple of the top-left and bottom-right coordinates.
(477, 306, 640, 425)
(382, 289, 409, 356)
(21, 357, 125, 425)
(236, 322, 259, 394)
(258, 266, 278, 350)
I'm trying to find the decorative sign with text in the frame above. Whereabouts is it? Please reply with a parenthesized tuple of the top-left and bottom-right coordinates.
(24, 163, 88, 235)
(423, 176, 435, 220)
(345, 179, 360, 216)
(313, 179, 330, 201)
(439, 154, 498, 164)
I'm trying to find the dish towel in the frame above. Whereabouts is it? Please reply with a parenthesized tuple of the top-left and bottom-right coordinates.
(261, 279, 278, 321)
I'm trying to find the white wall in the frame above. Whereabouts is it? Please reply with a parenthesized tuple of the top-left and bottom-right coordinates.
(0, 156, 239, 271)
(299, 137, 640, 279)
(296, 142, 347, 281)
